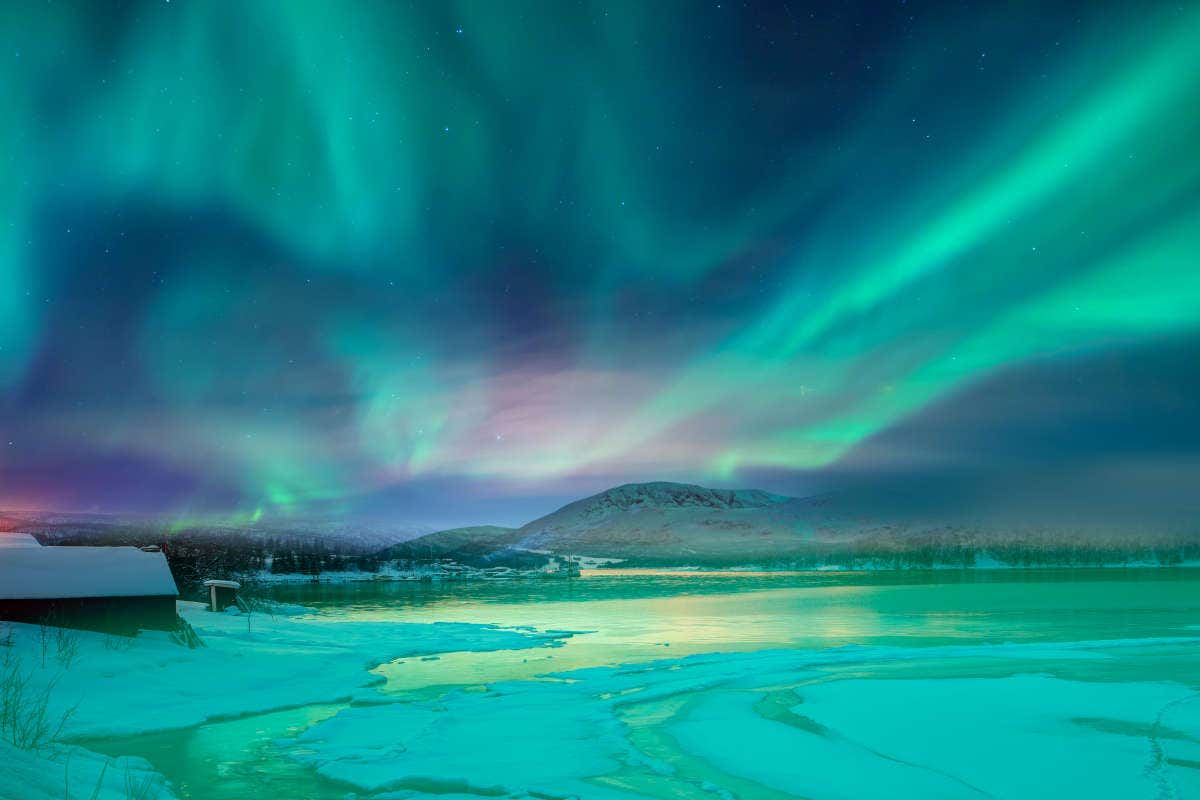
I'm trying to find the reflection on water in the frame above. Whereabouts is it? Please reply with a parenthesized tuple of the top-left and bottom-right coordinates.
(283, 568, 1200, 693)
(263, 566, 1200, 611)
(87, 569, 1200, 799)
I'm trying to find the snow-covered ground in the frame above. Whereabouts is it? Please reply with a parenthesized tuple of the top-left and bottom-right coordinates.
(22, 603, 573, 739)
(0, 739, 170, 800)
(286, 638, 1200, 800)
(2, 584, 1198, 800)
(0, 602, 576, 799)
(671, 670, 1200, 799)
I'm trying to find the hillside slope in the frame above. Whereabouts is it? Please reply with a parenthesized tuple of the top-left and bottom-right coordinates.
(497, 481, 1200, 567)
(505, 482, 879, 563)
(378, 525, 549, 567)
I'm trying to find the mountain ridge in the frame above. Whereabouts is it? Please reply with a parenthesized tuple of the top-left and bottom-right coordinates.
(391, 480, 1200, 568)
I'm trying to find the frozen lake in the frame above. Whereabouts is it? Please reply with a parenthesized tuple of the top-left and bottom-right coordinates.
(86, 569, 1200, 799)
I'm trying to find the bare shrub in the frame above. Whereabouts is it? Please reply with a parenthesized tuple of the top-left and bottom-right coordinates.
(63, 751, 166, 800)
(102, 634, 136, 653)
(63, 753, 109, 800)
(234, 581, 276, 634)
(123, 763, 166, 800)
(39, 622, 51, 669)
(0, 656, 79, 750)
(54, 628, 81, 669)
(86, 761, 107, 800)
(167, 617, 205, 649)
(0, 625, 14, 669)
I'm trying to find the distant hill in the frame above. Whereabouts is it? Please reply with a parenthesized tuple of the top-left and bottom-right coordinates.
(14, 480, 1199, 577)
(390, 481, 1200, 569)
(5, 513, 437, 593)
(380, 525, 518, 560)
(377, 525, 549, 568)
(504, 482, 880, 564)
(0, 514, 31, 533)
(385, 481, 896, 566)
(9, 511, 433, 552)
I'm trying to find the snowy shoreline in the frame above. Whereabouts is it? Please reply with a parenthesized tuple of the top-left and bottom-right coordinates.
(287, 634, 1200, 800)
(225, 557, 1200, 590)
(583, 558, 1200, 573)
(4, 578, 1198, 800)
(0, 602, 578, 799)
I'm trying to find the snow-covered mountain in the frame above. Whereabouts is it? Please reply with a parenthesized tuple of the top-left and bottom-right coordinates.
(381, 481, 930, 565)
(534, 482, 791, 515)
(391, 481, 1198, 568)
(503, 482, 877, 563)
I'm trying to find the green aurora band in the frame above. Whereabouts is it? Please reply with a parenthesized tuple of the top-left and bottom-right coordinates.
(1, 1, 1198, 519)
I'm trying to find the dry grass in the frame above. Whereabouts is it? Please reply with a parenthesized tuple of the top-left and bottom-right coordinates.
(0, 655, 79, 750)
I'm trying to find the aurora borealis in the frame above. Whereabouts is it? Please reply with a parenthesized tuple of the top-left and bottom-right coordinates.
(2, 1, 1199, 526)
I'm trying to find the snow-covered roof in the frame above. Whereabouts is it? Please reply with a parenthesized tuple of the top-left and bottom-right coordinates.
(0, 546, 179, 599)
(203, 580, 240, 589)
(0, 533, 43, 549)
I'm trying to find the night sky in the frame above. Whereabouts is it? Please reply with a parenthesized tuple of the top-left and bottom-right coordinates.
(2, 1, 1198, 528)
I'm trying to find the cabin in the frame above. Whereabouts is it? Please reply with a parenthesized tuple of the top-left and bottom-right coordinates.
(0, 534, 179, 634)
